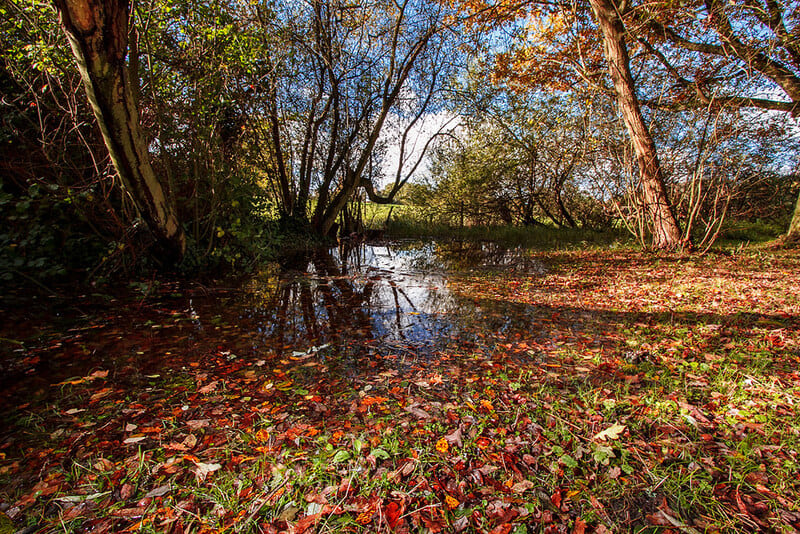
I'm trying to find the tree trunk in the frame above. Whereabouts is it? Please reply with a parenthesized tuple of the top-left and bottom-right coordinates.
(54, 0, 185, 261)
(788, 191, 800, 243)
(590, 0, 684, 250)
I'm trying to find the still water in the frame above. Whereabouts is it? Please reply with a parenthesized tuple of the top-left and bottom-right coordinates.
(236, 240, 546, 359)
(0, 240, 549, 398)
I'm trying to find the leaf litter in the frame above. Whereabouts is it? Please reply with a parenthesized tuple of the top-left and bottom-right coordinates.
(0, 243, 799, 532)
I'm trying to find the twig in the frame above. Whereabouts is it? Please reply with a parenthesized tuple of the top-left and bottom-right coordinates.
(9, 268, 62, 297)
(399, 503, 440, 519)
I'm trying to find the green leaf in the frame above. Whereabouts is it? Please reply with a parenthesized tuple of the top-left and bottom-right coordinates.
(560, 454, 578, 469)
(371, 448, 390, 460)
(332, 450, 351, 463)
(592, 445, 615, 466)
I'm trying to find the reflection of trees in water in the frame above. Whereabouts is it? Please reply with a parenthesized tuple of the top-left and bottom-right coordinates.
(237, 242, 540, 358)
(364, 239, 546, 273)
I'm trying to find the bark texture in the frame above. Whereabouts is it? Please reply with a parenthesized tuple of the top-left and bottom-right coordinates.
(788, 193, 800, 243)
(590, 0, 684, 250)
(54, 0, 185, 260)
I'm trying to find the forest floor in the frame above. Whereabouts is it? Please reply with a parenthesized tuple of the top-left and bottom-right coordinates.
(1, 246, 800, 533)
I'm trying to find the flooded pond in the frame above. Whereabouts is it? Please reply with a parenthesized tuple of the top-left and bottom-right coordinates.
(0, 240, 551, 403)
(239, 240, 547, 358)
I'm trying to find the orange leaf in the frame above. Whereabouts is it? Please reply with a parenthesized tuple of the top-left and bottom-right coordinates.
(445, 495, 459, 509)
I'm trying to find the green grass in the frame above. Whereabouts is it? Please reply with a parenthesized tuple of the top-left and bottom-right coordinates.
(384, 217, 628, 249)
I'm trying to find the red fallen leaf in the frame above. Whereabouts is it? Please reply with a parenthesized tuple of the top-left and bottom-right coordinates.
(361, 396, 389, 407)
(295, 513, 322, 533)
(304, 492, 328, 505)
(573, 518, 587, 534)
(551, 490, 562, 509)
(61, 503, 88, 521)
(93, 458, 115, 471)
(646, 510, 673, 526)
(337, 477, 358, 497)
(419, 508, 446, 532)
(733, 488, 748, 515)
(489, 525, 513, 534)
(744, 471, 769, 485)
(320, 504, 346, 515)
(384, 501, 403, 529)
(239, 485, 254, 500)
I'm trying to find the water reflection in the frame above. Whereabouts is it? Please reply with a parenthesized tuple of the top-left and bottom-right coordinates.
(232, 240, 545, 359)
(0, 240, 550, 402)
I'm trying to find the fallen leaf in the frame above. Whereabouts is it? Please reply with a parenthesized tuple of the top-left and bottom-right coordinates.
(510, 480, 534, 493)
(405, 404, 431, 419)
(186, 419, 210, 430)
(295, 513, 321, 533)
(120, 483, 135, 500)
(198, 381, 218, 394)
(143, 484, 171, 498)
(593, 423, 626, 441)
(384, 501, 403, 529)
(444, 426, 463, 448)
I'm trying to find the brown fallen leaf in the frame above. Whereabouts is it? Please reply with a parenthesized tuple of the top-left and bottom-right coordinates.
(186, 419, 210, 430)
(120, 483, 135, 500)
(444, 426, 463, 448)
(405, 404, 431, 419)
(198, 381, 218, 394)
(510, 480, 534, 493)
(144, 484, 171, 498)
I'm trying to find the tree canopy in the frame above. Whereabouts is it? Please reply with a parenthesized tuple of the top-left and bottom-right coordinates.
(0, 0, 798, 278)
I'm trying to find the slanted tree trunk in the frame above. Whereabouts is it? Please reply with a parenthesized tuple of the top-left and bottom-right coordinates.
(53, 0, 185, 261)
(788, 193, 800, 244)
(590, 0, 684, 250)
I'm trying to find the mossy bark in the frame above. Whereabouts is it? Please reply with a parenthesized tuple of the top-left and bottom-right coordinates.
(54, 0, 185, 262)
(787, 191, 800, 244)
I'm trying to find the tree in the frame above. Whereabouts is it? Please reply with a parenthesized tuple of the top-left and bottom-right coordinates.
(53, 0, 185, 261)
(589, 0, 683, 249)
(630, 0, 800, 242)
(250, 0, 458, 237)
(460, 0, 685, 249)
